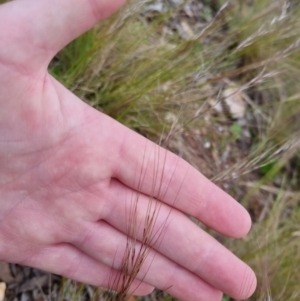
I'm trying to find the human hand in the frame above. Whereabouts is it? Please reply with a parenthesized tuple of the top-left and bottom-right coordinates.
(0, 0, 256, 300)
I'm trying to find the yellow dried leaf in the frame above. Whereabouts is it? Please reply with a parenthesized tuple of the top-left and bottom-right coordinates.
(0, 282, 6, 301)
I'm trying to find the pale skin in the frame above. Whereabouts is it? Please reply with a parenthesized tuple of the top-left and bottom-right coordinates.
(0, 0, 257, 300)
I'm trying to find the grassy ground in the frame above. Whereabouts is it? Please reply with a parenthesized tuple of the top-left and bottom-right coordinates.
(1, 0, 300, 300)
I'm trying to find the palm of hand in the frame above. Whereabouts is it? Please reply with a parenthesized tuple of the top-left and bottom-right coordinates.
(0, 1, 256, 301)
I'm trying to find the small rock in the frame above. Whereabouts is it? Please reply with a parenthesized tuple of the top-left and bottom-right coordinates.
(223, 84, 247, 119)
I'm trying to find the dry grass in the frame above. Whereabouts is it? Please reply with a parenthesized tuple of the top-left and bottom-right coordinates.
(107, 145, 173, 301)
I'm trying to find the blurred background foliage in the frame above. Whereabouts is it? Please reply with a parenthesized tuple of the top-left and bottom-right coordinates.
(1, 0, 300, 300)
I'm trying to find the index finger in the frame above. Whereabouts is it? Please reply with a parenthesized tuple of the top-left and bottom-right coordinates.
(114, 125, 252, 238)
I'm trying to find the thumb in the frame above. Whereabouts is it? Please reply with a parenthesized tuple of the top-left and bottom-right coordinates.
(0, 0, 126, 73)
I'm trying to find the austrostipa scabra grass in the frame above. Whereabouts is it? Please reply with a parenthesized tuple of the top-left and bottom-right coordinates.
(105, 137, 183, 301)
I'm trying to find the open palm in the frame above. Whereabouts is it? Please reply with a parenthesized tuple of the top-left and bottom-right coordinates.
(0, 1, 256, 300)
